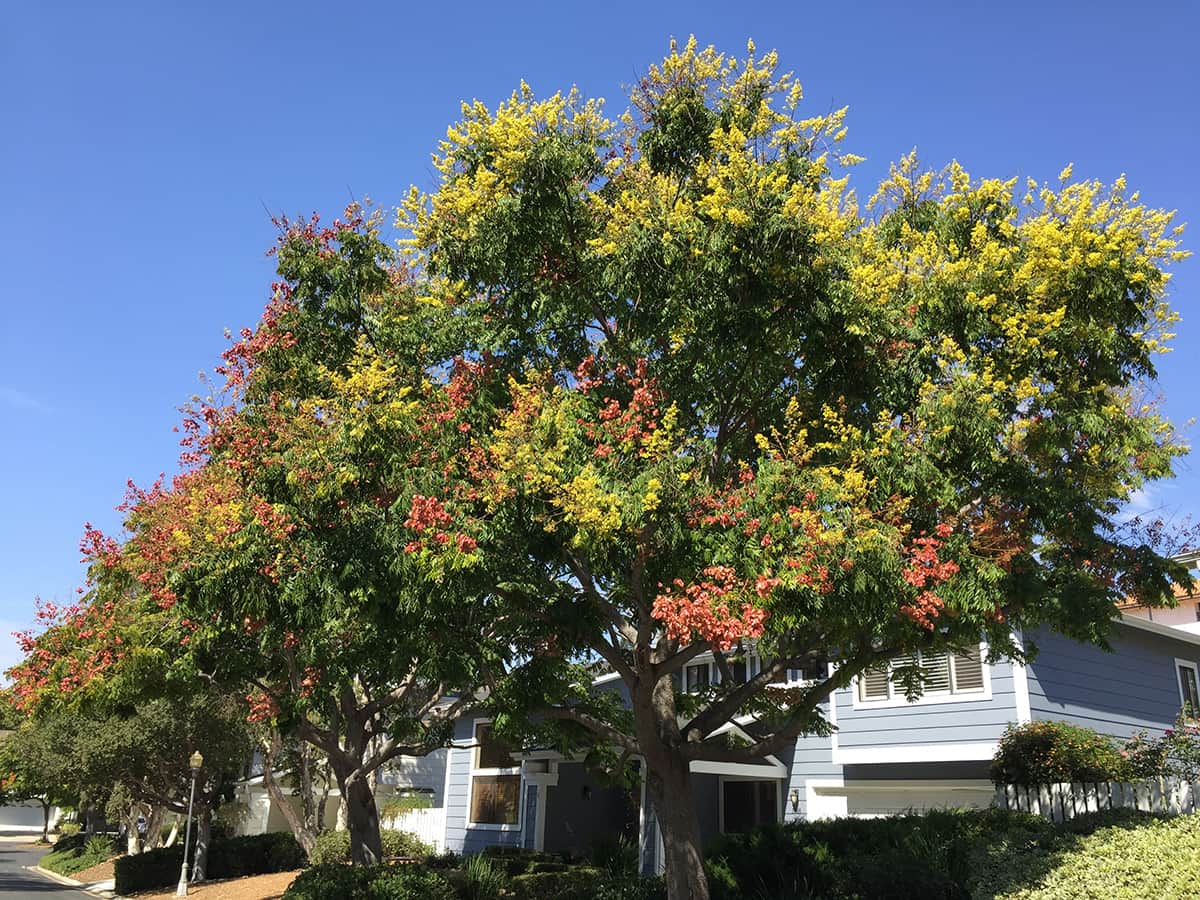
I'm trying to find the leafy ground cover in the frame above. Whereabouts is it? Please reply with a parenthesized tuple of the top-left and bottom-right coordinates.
(38, 832, 119, 877)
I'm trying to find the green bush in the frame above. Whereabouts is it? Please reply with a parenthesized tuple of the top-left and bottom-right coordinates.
(991, 720, 1131, 785)
(309, 828, 433, 866)
(56, 822, 81, 838)
(972, 811, 1200, 899)
(114, 831, 305, 894)
(40, 832, 119, 876)
(509, 867, 605, 900)
(478, 845, 567, 876)
(282, 863, 455, 900)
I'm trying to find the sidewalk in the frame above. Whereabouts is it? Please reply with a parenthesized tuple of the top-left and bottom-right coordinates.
(30, 863, 119, 898)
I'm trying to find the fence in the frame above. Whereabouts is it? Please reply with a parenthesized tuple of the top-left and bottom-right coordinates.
(383, 805, 446, 852)
(996, 777, 1200, 822)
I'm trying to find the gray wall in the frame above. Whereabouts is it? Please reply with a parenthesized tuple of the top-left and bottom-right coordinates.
(543, 762, 638, 857)
(1025, 622, 1200, 739)
(379, 748, 449, 806)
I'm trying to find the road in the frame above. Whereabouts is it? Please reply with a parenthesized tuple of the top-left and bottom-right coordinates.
(0, 838, 89, 898)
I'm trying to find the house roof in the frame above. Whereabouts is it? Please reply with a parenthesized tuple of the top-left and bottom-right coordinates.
(1117, 612, 1200, 648)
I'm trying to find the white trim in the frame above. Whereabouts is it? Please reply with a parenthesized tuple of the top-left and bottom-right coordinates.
(805, 777, 847, 820)
(591, 671, 624, 686)
(832, 741, 998, 765)
(827, 661, 840, 758)
(825, 778, 994, 793)
(1175, 657, 1200, 712)
(850, 642, 991, 709)
(1119, 612, 1200, 647)
(1010, 632, 1032, 725)
(691, 760, 788, 778)
(717, 776, 782, 834)
(467, 718, 523, 830)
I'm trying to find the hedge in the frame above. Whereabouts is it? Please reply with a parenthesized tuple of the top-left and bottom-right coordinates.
(308, 828, 434, 865)
(282, 863, 456, 900)
(114, 831, 306, 894)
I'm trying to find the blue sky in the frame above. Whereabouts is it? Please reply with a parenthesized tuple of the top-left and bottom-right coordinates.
(2, 1, 1198, 671)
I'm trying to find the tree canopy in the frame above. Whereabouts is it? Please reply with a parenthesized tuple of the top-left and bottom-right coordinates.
(7, 37, 1192, 900)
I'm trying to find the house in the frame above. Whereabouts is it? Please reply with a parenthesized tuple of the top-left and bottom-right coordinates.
(435, 612, 1200, 875)
(1117, 548, 1200, 635)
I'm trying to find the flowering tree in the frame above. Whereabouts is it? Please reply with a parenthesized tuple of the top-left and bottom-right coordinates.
(393, 39, 1192, 898)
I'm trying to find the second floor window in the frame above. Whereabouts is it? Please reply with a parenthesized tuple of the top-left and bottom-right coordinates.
(1178, 661, 1199, 717)
(857, 645, 987, 704)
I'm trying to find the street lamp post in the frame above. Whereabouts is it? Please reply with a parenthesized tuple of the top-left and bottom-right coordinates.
(175, 751, 204, 898)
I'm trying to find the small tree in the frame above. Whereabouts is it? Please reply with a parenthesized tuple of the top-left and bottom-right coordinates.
(0, 714, 79, 841)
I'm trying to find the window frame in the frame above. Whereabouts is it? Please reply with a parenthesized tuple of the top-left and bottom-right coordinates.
(466, 718, 523, 830)
(851, 642, 992, 709)
(1176, 658, 1200, 717)
(718, 776, 782, 835)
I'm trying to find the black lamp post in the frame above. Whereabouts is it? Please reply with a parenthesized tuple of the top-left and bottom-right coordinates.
(175, 750, 204, 897)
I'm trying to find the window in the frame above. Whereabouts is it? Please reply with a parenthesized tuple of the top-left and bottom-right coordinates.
(685, 662, 710, 694)
(1177, 660, 1200, 717)
(721, 779, 779, 834)
(469, 722, 520, 826)
(856, 645, 988, 705)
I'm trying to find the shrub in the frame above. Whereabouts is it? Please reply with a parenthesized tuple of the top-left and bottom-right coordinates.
(56, 822, 81, 838)
(509, 867, 606, 900)
(114, 831, 305, 894)
(456, 853, 506, 900)
(478, 845, 566, 876)
(970, 810, 1200, 898)
(309, 829, 433, 866)
(40, 832, 119, 877)
(282, 863, 455, 900)
(991, 721, 1130, 784)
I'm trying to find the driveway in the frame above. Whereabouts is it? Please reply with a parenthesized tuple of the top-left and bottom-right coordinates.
(0, 836, 90, 897)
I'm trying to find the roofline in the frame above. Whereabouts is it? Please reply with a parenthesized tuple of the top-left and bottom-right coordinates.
(1118, 612, 1200, 647)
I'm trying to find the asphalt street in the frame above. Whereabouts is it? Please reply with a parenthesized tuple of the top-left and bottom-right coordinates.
(0, 839, 88, 898)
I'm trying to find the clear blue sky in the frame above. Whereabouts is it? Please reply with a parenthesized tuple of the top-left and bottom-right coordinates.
(2, 1, 1198, 671)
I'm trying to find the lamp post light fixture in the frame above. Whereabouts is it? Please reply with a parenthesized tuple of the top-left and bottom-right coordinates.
(175, 751, 204, 897)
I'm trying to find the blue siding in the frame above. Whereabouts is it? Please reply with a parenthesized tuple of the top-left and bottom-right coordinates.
(783, 704, 841, 821)
(834, 658, 1019, 750)
(1025, 623, 1200, 739)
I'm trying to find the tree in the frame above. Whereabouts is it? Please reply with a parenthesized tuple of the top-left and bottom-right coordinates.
(72, 208, 493, 865)
(0, 714, 79, 842)
(391, 38, 1192, 898)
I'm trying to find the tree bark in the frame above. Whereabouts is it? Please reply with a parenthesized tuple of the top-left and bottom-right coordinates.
(125, 807, 142, 856)
(145, 805, 167, 850)
(40, 800, 50, 843)
(339, 772, 382, 865)
(191, 805, 212, 883)
(262, 745, 317, 856)
(634, 674, 711, 900)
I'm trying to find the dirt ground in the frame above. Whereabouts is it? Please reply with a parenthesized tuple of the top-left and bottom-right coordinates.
(129, 869, 300, 900)
(71, 858, 116, 883)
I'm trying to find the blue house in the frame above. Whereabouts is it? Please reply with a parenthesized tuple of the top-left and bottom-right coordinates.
(436, 613, 1200, 874)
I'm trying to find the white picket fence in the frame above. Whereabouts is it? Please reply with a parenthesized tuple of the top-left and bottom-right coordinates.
(996, 777, 1200, 822)
(382, 805, 446, 852)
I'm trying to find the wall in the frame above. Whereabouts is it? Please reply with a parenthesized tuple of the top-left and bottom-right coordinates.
(542, 762, 638, 856)
(1025, 622, 1200, 739)
(443, 717, 524, 855)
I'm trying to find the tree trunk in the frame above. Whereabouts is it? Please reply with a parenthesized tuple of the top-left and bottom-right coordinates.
(634, 675, 710, 900)
(191, 805, 212, 883)
(645, 754, 710, 900)
(263, 746, 317, 856)
(145, 805, 167, 850)
(340, 773, 382, 865)
(164, 819, 179, 848)
(126, 807, 142, 856)
(40, 800, 50, 843)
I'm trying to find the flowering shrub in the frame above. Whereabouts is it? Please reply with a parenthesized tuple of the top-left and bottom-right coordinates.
(991, 721, 1131, 784)
(1123, 712, 1200, 781)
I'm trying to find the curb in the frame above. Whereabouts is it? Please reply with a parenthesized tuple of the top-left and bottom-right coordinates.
(29, 864, 122, 898)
